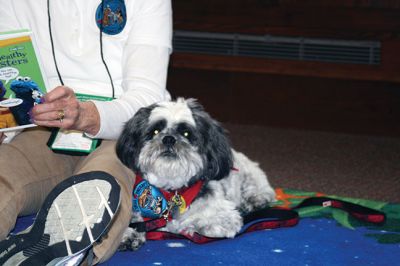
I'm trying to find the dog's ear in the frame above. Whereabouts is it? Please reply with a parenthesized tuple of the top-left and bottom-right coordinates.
(116, 105, 154, 172)
(187, 99, 233, 180)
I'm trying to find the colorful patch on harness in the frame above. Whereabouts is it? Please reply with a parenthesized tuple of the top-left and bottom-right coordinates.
(133, 180, 168, 219)
(170, 193, 187, 214)
(95, 0, 127, 35)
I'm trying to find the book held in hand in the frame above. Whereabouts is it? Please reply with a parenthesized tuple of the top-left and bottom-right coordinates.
(0, 29, 48, 132)
(0, 30, 108, 153)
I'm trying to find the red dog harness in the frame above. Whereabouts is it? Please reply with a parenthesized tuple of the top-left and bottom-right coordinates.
(130, 176, 386, 243)
(131, 174, 204, 235)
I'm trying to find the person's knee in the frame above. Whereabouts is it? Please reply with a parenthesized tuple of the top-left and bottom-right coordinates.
(0, 176, 20, 239)
(74, 141, 135, 189)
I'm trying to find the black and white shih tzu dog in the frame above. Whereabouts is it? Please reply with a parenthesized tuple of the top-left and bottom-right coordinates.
(116, 98, 276, 251)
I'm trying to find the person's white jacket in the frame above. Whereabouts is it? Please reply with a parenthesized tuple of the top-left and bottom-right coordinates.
(0, 0, 172, 140)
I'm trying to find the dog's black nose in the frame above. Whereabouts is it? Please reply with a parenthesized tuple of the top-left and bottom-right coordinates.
(162, 136, 176, 147)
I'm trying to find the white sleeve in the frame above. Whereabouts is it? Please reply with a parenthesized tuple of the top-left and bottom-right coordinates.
(92, 45, 171, 140)
(0, 1, 21, 31)
(128, 0, 172, 49)
(91, 0, 173, 140)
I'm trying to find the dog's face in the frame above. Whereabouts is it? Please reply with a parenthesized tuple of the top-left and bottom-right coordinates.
(116, 98, 233, 190)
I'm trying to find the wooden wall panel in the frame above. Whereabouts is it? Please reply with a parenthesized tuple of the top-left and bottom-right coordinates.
(172, 0, 400, 39)
(170, 50, 400, 83)
(171, 1, 400, 83)
(167, 68, 400, 136)
(168, 1, 400, 136)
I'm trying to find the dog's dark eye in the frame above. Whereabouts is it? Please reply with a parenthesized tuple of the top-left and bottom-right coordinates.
(176, 123, 194, 141)
(147, 120, 166, 140)
(182, 131, 190, 138)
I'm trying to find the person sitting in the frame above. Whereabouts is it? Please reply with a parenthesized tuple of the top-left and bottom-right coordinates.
(0, 0, 172, 264)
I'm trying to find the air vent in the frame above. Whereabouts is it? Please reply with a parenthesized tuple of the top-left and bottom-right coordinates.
(173, 30, 381, 65)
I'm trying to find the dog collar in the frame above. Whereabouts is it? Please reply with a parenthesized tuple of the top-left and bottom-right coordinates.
(132, 174, 204, 220)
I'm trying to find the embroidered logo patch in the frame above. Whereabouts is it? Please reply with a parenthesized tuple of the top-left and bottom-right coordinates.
(133, 180, 168, 218)
(95, 0, 127, 35)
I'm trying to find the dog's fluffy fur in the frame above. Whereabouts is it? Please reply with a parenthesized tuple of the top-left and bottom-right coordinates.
(116, 98, 276, 251)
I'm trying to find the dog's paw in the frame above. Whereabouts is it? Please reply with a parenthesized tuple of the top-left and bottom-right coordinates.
(170, 199, 243, 238)
(118, 227, 146, 251)
(194, 211, 243, 238)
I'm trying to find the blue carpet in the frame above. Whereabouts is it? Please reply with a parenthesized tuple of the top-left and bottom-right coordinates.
(13, 214, 400, 266)
(12, 189, 400, 265)
(103, 217, 400, 266)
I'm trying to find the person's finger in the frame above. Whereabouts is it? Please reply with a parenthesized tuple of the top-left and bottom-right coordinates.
(33, 108, 67, 123)
(31, 98, 69, 117)
(33, 103, 80, 128)
(42, 86, 74, 103)
(34, 108, 74, 128)
(34, 116, 74, 129)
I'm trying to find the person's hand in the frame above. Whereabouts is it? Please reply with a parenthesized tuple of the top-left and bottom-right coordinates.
(31, 86, 101, 135)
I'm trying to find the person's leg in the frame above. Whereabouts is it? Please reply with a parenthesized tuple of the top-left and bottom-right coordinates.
(0, 131, 133, 264)
(73, 140, 134, 263)
(0, 127, 80, 239)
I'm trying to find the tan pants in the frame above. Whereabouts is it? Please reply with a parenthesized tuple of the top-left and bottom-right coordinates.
(0, 127, 134, 264)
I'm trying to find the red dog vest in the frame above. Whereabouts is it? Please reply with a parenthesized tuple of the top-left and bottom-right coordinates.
(132, 174, 204, 222)
(130, 175, 386, 243)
